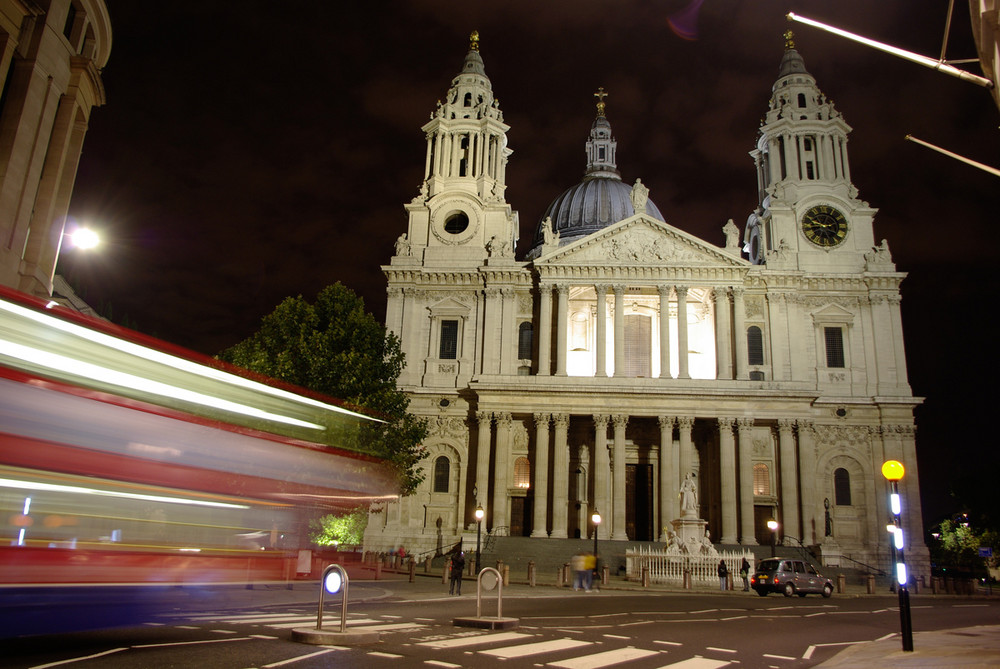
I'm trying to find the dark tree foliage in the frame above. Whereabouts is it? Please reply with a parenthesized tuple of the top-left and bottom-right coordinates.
(218, 283, 427, 495)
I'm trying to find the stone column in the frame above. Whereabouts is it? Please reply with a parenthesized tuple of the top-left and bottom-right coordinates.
(658, 285, 672, 379)
(732, 287, 748, 380)
(767, 293, 788, 381)
(777, 419, 800, 542)
(550, 413, 570, 538)
(676, 286, 690, 379)
(475, 411, 493, 521)
(538, 284, 553, 376)
(611, 414, 629, 540)
(595, 284, 609, 377)
(677, 416, 695, 486)
(613, 285, 625, 377)
(797, 420, 817, 545)
(555, 285, 569, 376)
(658, 415, 676, 541)
(714, 287, 733, 380)
(483, 287, 501, 375)
(499, 287, 516, 375)
(737, 418, 758, 545)
(593, 414, 611, 540)
(531, 412, 551, 537)
(491, 412, 512, 530)
(719, 417, 738, 544)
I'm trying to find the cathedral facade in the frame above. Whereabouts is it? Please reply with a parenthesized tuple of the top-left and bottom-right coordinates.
(365, 32, 927, 576)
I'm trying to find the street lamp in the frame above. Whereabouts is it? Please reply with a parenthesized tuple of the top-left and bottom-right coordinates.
(882, 459, 913, 652)
(592, 509, 601, 587)
(767, 519, 779, 557)
(474, 504, 484, 575)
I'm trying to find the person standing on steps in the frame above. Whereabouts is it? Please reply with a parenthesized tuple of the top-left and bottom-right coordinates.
(718, 559, 729, 591)
(740, 557, 751, 591)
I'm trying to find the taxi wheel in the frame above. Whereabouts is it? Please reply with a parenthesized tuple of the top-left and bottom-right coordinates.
(783, 582, 795, 597)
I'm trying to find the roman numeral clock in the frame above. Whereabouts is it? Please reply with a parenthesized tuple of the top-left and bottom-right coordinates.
(801, 204, 849, 247)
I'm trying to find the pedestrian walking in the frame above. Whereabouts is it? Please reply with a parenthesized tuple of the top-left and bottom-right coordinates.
(584, 552, 597, 592)
(718, 559, 729, 591)
(571, 551, 587, 591)
(449, 551, 465, 595)
(740, 557, 751, 591)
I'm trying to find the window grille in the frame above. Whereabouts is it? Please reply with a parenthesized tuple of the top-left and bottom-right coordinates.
(440, 320, 458, 359)
(824, 327, 845, 368)
(433, 456, 450, 493)
(513, 457, 531, 489)
(747, 326, 764, 365)
(753, 462, 771, 496)
(834, 467, 852, 505)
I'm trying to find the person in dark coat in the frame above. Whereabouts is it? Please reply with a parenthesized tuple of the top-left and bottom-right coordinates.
(449, 551, 465, 595)
(740, 557, 751, 591)
(718, 559, 729, 591)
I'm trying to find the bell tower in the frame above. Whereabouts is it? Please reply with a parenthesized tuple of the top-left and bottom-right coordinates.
(395, 32, 519, 269)
(745, 32, 878, 272)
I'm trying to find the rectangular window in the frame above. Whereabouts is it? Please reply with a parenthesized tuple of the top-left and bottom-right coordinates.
(439, 320, 458, 359)
(824, 327, 845, 368)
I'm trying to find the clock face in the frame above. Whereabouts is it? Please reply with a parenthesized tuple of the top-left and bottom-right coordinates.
(801, 205, 848, 247)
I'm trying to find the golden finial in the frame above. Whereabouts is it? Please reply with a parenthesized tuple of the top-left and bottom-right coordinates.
(470, 30, 480, 52)
(784, 30, 795, 50)
(595, 87, 608, 117)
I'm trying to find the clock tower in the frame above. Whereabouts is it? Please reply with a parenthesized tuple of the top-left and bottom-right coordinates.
(745, 32, 878, 272)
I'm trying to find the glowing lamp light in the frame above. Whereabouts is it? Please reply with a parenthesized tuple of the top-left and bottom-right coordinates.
(592, 510, 602, 526)
(881, 460, 905, 481)
(890, 493, 902, 516)
(324, 570, 343, 595)
(894, 527, 904, 550)
(896, 563, 908, 586)
(474, 505, 484, 522)
(68, 227, 100, 250)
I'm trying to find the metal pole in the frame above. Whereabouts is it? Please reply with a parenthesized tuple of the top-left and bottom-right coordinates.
(890, 480, 913, 651)
(476, 519, 482, 575)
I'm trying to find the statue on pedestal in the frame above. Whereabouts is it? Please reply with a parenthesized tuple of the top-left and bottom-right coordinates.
(679, 474, 698, 518)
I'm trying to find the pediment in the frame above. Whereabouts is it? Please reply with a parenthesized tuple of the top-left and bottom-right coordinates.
(535, 215, 747, 268)
(427, 297, 471, 316)
(811, 303, 855, 325)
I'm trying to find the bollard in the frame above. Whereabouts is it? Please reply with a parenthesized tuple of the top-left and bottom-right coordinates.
(866, 574, 876, 594)
(556, 566, 563, 586)
(375, 560, 382, 581)
(602, 564, 609, 585)
(408, 557, 416, 583)
(502, 564, 509, 586)
(683, 569, 691, 590)
(424, 556, 431, 573)
(837, 573, 846, 594)
(528, 561, 536, 587)
(727, 573, 734, 591)
(641, 566, 649, 588)
(443, 561, 450, 585)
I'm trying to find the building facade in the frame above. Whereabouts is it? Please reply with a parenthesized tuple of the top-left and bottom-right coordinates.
(365, 32, 927, 575)
(0, 0, 110, 298)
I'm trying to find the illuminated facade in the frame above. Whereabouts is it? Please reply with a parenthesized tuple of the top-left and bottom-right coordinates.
(366, 33, 927, 576)
(0, 0, 110, 298)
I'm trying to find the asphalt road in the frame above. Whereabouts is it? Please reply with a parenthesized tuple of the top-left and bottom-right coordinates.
(3, 587, 998, 669)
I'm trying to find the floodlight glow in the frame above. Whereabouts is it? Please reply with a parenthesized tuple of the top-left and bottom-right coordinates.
(896, 563, 907, 586)
(894, 527, 904, 550)
(324, 570, 343, 594)
(68, 228, 100, 250)
(890, 493, 901, 516)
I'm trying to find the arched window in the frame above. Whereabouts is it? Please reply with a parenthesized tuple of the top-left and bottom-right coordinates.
(513, 457, 531, 489)
(753, 462, 770, 496)
(518, 322, 533, 359)
(834, 467, 851, 505)
(433, 456, 450, 493)
(747, 326, 764, 365)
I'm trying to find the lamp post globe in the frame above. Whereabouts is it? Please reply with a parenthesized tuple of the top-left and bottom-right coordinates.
(767, 519, 779, 557)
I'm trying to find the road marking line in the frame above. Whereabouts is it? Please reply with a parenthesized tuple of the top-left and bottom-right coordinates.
(479, 639, 592, 658)
(762, 653, 796, 661)
(654, 640, 683, 646)
(548, 646, 660, 668)
(424, 662, 463, 668)
(720, 616, 746, 621)
(132, 637, 255, 649)
(29, 648, 127, 668)
(250, 634, 278, 639)
(705, 647, 737, 653)
(655, 657, 731, 668)
(954, 604, 990, 607)
(261, 648, 344, 667)
(369, 652, 403, 658)
(209, 629, 239, 634)
(602, 634, 631, 639)
(418, 631, 533, 648)
(690, 609, 718, 614)
(173, 625, 200, 629)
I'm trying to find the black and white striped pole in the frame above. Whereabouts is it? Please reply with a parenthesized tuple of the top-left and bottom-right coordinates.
(882, 460, 913, 652)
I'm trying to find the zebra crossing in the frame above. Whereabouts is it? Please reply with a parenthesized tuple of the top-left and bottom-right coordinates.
(169, 609, 429, 634)
(412, 630, 734, 668)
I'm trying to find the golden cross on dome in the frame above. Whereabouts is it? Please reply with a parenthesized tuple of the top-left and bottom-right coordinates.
(595, 87, 608, 117)
(470, 30, 480, 52)
(784, 30, 795, 50)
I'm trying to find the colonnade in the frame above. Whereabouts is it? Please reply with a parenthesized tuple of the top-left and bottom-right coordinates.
(472, 411, 822, 546)
(535, 282, 749, 380)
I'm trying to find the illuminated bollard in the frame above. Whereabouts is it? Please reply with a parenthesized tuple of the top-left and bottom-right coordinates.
(453, 567, 519, 630)
(292, 564, 379, 646)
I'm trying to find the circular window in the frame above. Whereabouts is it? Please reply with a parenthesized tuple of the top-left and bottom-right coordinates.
(444, 212, 470, 235)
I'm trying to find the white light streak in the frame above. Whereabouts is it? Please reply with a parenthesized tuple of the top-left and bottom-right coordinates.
(905, 135, 1000, 178)
(0, 477, 250, 509)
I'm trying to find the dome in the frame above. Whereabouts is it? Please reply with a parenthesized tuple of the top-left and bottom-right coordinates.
(526, 96, 664, 259)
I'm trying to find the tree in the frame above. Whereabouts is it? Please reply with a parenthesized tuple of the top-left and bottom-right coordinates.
(929, 517, 990, 578)
(218, 282, 427, 494)
(311, 507, 368, 548)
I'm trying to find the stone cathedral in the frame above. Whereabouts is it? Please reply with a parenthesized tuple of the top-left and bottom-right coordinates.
(365, 32, 927, 575)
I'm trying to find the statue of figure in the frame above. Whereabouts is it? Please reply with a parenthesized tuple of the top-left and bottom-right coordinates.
(541, 216, 559, 246)
(394, 233, 410, 257)
(700, 529, 714, 554)
(630, 178, 649, 215)
(865, 239, 892, 265)
(679, 474, 698, 518)
(665, 530, 681, 553)
(723, 218, 740, 250)
(486, 235, 497, 257)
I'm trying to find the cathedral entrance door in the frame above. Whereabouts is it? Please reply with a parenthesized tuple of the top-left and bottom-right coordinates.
(509, 496, 532, 537)
(626, 464, 654, 541)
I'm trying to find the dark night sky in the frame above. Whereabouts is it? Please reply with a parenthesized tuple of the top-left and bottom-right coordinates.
(61, 1, 999, 527)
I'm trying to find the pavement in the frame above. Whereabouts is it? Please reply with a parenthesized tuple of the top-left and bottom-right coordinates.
(255, 570, 1000, 667)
